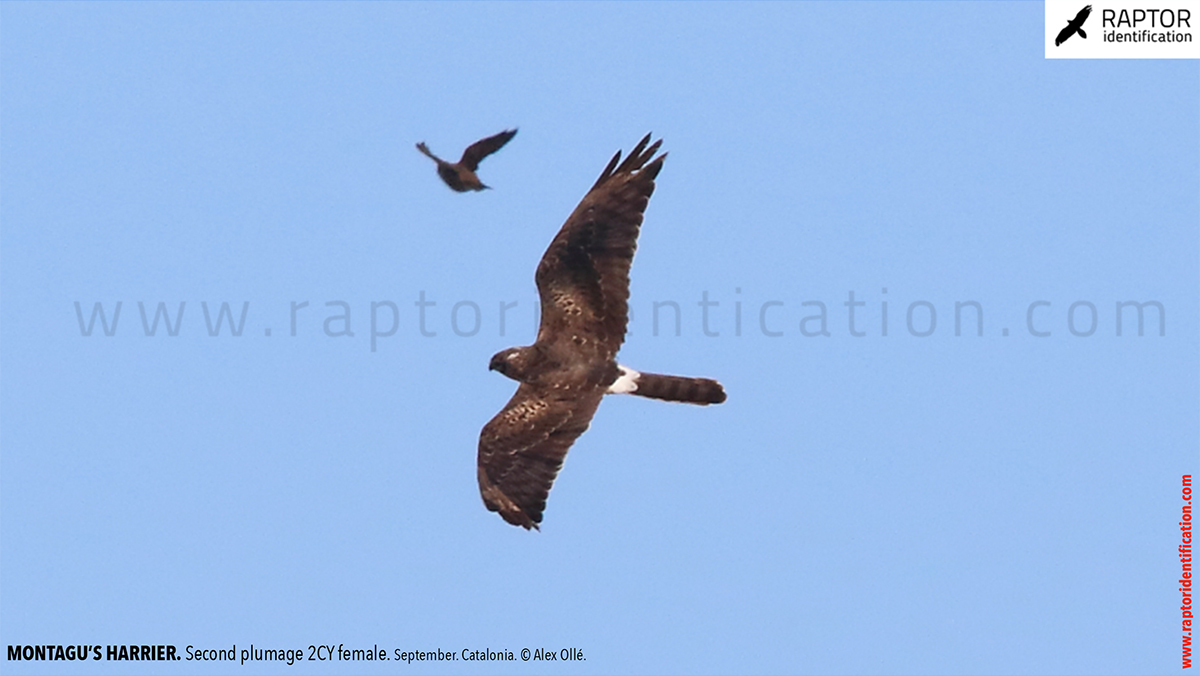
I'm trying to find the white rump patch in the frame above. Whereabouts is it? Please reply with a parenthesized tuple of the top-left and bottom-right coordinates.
(607, 365, 640, 394)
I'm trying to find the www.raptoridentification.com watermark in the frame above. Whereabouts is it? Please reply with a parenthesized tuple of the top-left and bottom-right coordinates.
(72, 289, 1167, 352)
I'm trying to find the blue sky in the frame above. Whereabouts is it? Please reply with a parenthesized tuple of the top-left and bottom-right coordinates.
(1, 2, 1196, 674)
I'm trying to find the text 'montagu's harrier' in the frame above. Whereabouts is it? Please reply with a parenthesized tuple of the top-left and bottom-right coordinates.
(478, 134, 726, 530)
(416, 129, 517, 192)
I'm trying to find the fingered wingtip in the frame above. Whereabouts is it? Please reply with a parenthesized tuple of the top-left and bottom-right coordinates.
(588, 132, 667, 192)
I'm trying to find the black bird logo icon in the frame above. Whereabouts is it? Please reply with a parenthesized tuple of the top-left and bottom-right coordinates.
(1055, 5, 1092, 46)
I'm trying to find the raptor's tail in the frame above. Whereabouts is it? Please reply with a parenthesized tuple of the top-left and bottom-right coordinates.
(609, 367, 727, 405)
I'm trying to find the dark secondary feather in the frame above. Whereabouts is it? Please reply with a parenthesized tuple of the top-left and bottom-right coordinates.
(477, 134, 665, 529)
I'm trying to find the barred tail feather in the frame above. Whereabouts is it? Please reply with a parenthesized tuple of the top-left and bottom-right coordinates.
(630, 372, 727, 405)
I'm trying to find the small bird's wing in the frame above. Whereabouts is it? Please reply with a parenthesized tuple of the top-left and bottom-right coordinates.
(477, 383, 603, 529)
(534, 134, 665, 360)
(1074, 5, 1092, 24)
(459, 129, 518, 171)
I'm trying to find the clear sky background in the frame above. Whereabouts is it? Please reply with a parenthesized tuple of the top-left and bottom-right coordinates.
(1, 2, 1197, 675)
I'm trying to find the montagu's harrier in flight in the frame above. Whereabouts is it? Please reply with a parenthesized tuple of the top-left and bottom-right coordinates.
(1055, 5, 1092, 46)
(478, 134, 726, 530)
(416, 129, 517, 192)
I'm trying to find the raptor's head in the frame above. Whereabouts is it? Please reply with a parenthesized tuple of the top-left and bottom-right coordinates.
(489, 346, 536, 381)
(488, 347, 520, 378)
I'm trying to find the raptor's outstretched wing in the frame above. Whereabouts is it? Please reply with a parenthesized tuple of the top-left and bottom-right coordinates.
(477, 384, 603, 529)
(534, 134, 665, 361)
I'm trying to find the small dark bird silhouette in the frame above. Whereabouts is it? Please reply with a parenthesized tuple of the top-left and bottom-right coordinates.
(1055, 5, 1092, 46)
(416, 129, 517, 192)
